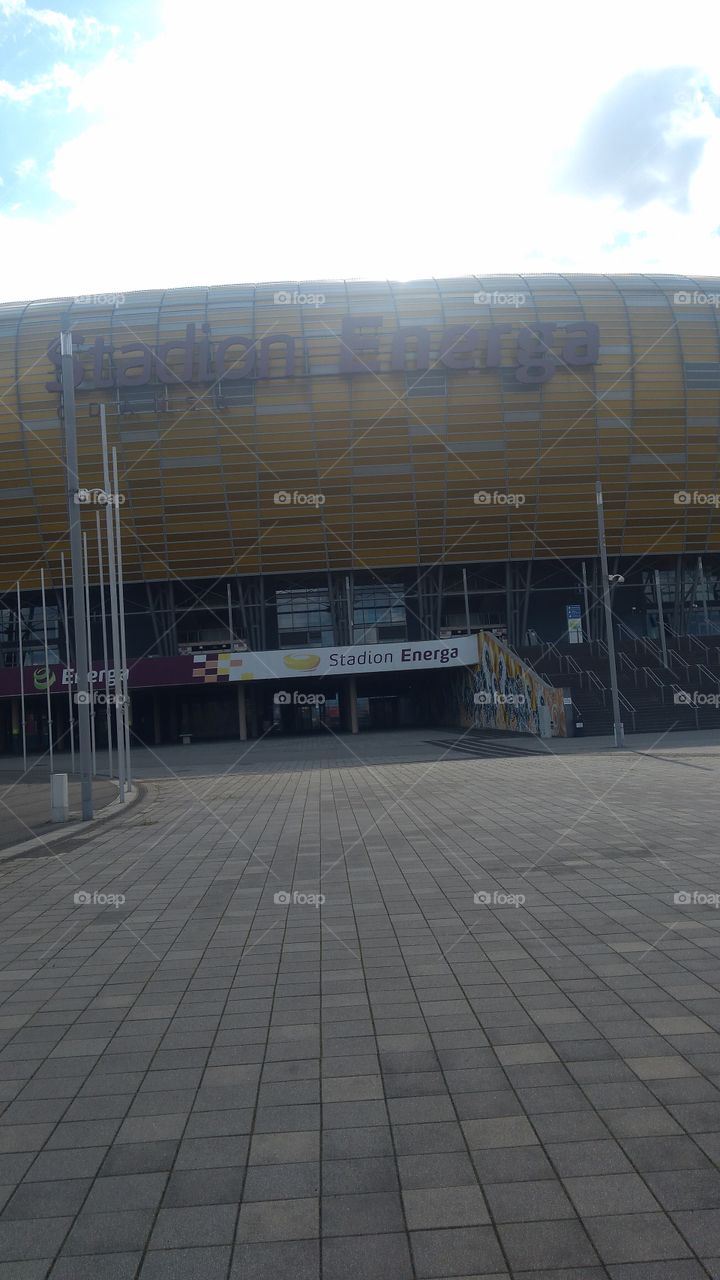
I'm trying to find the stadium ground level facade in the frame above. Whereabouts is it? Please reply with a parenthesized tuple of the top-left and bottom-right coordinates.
(0, 552, 714, 751)
(0, 273, 719, 749)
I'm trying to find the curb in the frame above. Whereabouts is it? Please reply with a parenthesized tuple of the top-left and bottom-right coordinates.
(0, 781, 144, 863)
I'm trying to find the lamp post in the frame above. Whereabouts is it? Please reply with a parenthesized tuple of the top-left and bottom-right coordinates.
(61, 332, 93, 819)
(595, 481, 624, 748)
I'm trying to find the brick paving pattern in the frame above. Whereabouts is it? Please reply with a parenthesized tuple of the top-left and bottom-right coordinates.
(0, 729, 719, 1277)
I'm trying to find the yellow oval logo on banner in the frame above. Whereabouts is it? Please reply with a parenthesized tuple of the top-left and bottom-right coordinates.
(283, 654, 320, 672)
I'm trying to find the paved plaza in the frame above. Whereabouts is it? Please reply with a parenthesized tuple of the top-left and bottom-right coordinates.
(1, 728, 720, 1277)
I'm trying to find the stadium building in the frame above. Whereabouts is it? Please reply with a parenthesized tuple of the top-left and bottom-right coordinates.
(0, 273, 719, 749)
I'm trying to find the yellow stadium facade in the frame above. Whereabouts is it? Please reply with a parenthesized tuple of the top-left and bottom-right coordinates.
(0, 273, 719, 744)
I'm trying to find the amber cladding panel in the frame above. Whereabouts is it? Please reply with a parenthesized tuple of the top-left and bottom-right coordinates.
(0, 274, 718, 590)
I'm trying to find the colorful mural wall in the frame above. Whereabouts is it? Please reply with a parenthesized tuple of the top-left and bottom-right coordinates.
(456, 632, 566, 737)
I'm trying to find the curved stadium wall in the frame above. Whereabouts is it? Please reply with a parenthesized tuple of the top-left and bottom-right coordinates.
(0, 273, 718, 590)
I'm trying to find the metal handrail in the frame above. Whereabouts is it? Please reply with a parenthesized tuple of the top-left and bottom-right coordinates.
(667, 649, 690, 678)
(617, 690, 637, 731)
(697, 663, 720, 690)
(618, 652, 638, 675)
(643, 667, 664, 690)
(666, 626, 709, 661)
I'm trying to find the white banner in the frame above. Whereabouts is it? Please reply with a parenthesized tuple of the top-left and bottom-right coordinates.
(192, 635, 480, 684)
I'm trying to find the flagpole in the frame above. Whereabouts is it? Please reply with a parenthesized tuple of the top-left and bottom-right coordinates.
(96, 510, 113, 779)
(112, 447, 131, 788)
(16, 581, 26, 773)
(60, 552, 75, 772)
(40, 567, 54, 774)
(82, 532, 96, 776)
(100, 406, 126, 801)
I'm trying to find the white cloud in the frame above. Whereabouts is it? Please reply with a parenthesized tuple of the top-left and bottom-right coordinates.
(1, 0, 720, 302)
(0, 62, 77, 102)
(14, 157, 36, 178)
(0, 0, 114, 48)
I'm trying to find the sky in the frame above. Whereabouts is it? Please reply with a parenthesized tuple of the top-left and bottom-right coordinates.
(0, 0, 719, 303)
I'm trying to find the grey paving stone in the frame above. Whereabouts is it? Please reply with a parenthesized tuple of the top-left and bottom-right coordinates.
(1, 1177, 90, 1219)
(322, 1190, 404, 1236)
(323, 1156, 398, 1194)
(100, 1141, 178, 1176)
(83, 1171, 168, 1213)
(230, 1239, 320, 1280)
(410, 1225, 506, 1277)
(484, 1178, 575, 1222)
(163, 1166, 246, 1206)
(397, 1152, 476, 1189)
(150, 1203, 236, 1249)
(583, 1211, 693, 1263)
(563, 1173, 660, 1216)
(138, 1246, 231, 1279)
(403, 1185, 489, 1229)
(0, 1216, 72, 1261)
(498, 1218, 600, 1270)
(236, 1196, 319, 1241)
(49, 1255, 141, 1280)
(62, 1208, 155, 1256)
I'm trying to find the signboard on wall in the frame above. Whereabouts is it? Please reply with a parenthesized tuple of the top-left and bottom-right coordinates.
(566, 604, 583, 644)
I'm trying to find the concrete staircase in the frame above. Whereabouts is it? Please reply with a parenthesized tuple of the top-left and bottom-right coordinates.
(515, 633, 720, 736)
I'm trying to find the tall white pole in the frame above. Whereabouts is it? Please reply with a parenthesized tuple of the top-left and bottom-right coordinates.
(655, 569, 669, 669)
(82, 532, 96, 776)
(96, 510, 113, 779)
(100, 406, 125, 801)
(462, 567, 471, 635)
(227, 582, 233, 648)
(112, 447, 131, 788)
(16, 582, 26, 773)
(596, 481, 624, 748)
(61, 332, 93, 819)
(40, 567, 54, 774)
(60, 553, 75, 772)
(581, 560, 591, 642)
